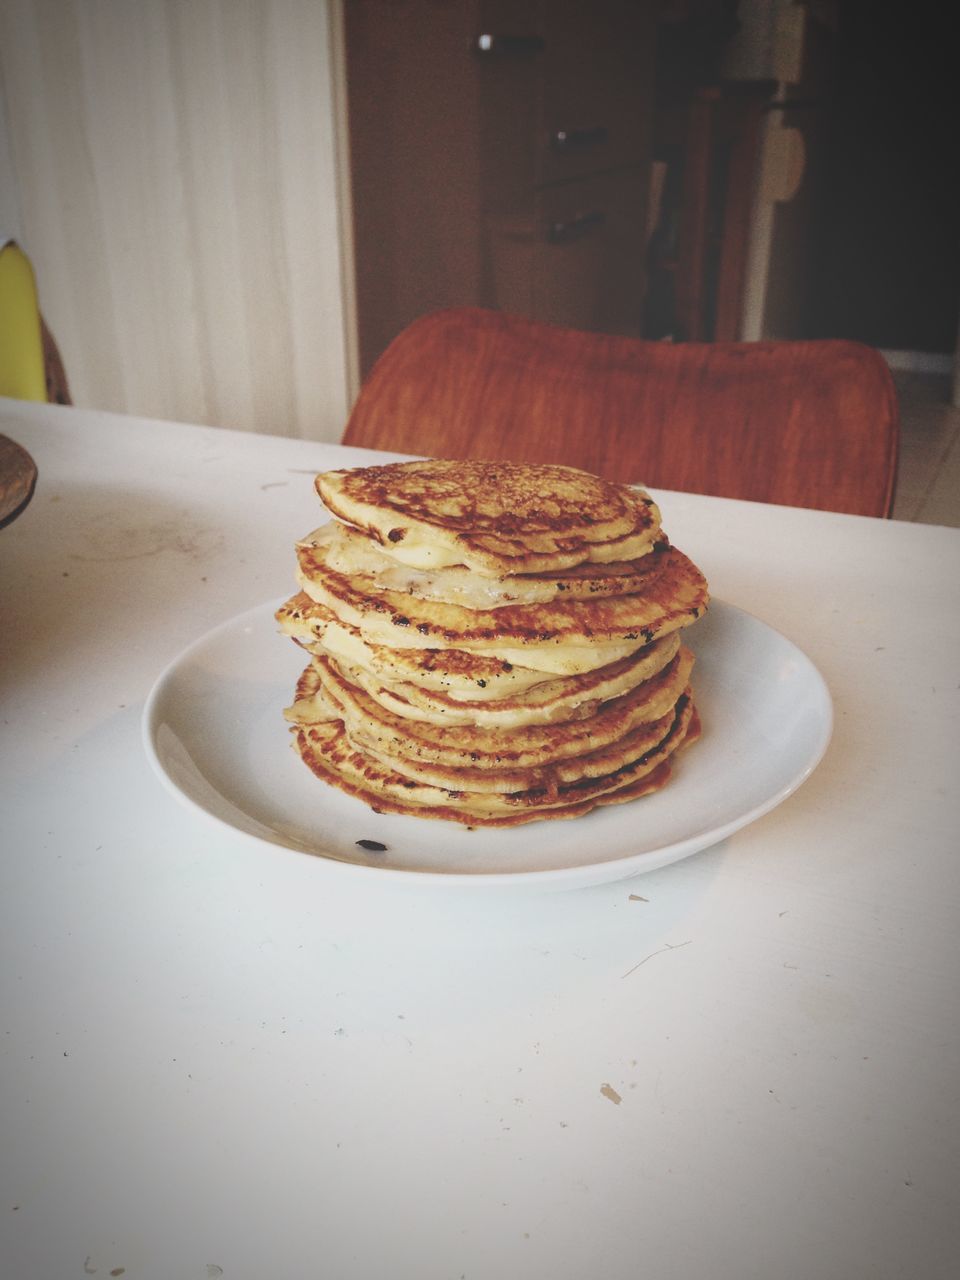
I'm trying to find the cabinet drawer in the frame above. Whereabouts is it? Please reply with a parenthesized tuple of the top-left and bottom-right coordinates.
(486, 168, 648, 333)
(474, 0, 656, 187)
(536, 2, 656, 186)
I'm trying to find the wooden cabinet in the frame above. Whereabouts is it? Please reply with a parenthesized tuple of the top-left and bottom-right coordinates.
(345, 1, 658, 377)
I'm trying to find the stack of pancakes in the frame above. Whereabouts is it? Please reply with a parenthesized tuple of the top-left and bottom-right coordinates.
(276, 460, 709, 827)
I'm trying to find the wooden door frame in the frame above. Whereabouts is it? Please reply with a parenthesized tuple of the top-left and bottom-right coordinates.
(328, 0, 360, 409)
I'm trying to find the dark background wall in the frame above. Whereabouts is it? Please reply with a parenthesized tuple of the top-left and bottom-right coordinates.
(808, 0, 959, 353)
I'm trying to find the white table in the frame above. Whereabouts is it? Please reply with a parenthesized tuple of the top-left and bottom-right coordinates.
(2, 398, 958, 1280)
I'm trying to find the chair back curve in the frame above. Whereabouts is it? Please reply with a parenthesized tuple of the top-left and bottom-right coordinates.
(342, 307, 899, 517)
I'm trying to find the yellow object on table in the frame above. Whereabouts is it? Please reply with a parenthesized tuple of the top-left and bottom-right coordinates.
(0, 240, 47, 402)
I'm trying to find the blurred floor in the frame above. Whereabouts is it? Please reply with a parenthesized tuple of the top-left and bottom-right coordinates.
(891, 371, 960, 527)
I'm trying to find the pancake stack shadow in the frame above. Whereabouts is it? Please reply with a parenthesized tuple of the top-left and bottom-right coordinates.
(276, 460, 709, 827)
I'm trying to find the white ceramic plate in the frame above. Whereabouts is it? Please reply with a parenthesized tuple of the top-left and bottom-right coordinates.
(143, 599, 832, 889)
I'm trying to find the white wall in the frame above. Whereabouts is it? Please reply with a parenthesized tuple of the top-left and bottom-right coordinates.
(0, 81, 24, 242)
(0, 0, 355, 440)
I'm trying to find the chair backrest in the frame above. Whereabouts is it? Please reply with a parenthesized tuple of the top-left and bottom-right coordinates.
(342, 307, 900, 517)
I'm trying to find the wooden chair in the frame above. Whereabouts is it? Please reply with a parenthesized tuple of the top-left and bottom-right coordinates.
(342, 307, 899, 517)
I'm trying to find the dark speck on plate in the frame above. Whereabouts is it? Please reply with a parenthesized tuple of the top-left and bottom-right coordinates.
(356, 838, 388, 852)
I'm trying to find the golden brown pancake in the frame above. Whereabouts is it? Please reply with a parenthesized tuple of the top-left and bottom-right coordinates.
(334, 633, 682, 728)
(317, 460, 662, 575)
(276, 593, 567, 698)
(288, 647, 695, 778)
(296, 540, 708, 665)
(304, 519, 671, 609)
(290, 693, 698, 826)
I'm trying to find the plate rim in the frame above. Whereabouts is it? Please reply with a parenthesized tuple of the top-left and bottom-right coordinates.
(142, 597, 833, 889)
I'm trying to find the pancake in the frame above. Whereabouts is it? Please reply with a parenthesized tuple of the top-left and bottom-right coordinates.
(291, 694, 699, 826)
(358, 703, 682, 795)
(316, 460, 662, 575)
(296, 539, 708, 667)
(334, 633, 682, 728)
(276, 593, 566, 699)
(286, 645, 694, 778)
(304, 519, 671, 609)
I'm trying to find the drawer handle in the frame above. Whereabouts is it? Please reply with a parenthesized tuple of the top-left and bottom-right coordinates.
(551, 126, 609, 152)
(547, 210, 606, 244)
(473, 33, 546, 57)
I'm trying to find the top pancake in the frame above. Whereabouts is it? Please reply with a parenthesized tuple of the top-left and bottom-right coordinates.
(316, 460, 661, 576)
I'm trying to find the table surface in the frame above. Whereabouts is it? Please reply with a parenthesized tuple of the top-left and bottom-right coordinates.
(2, 397, 958, 1280)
